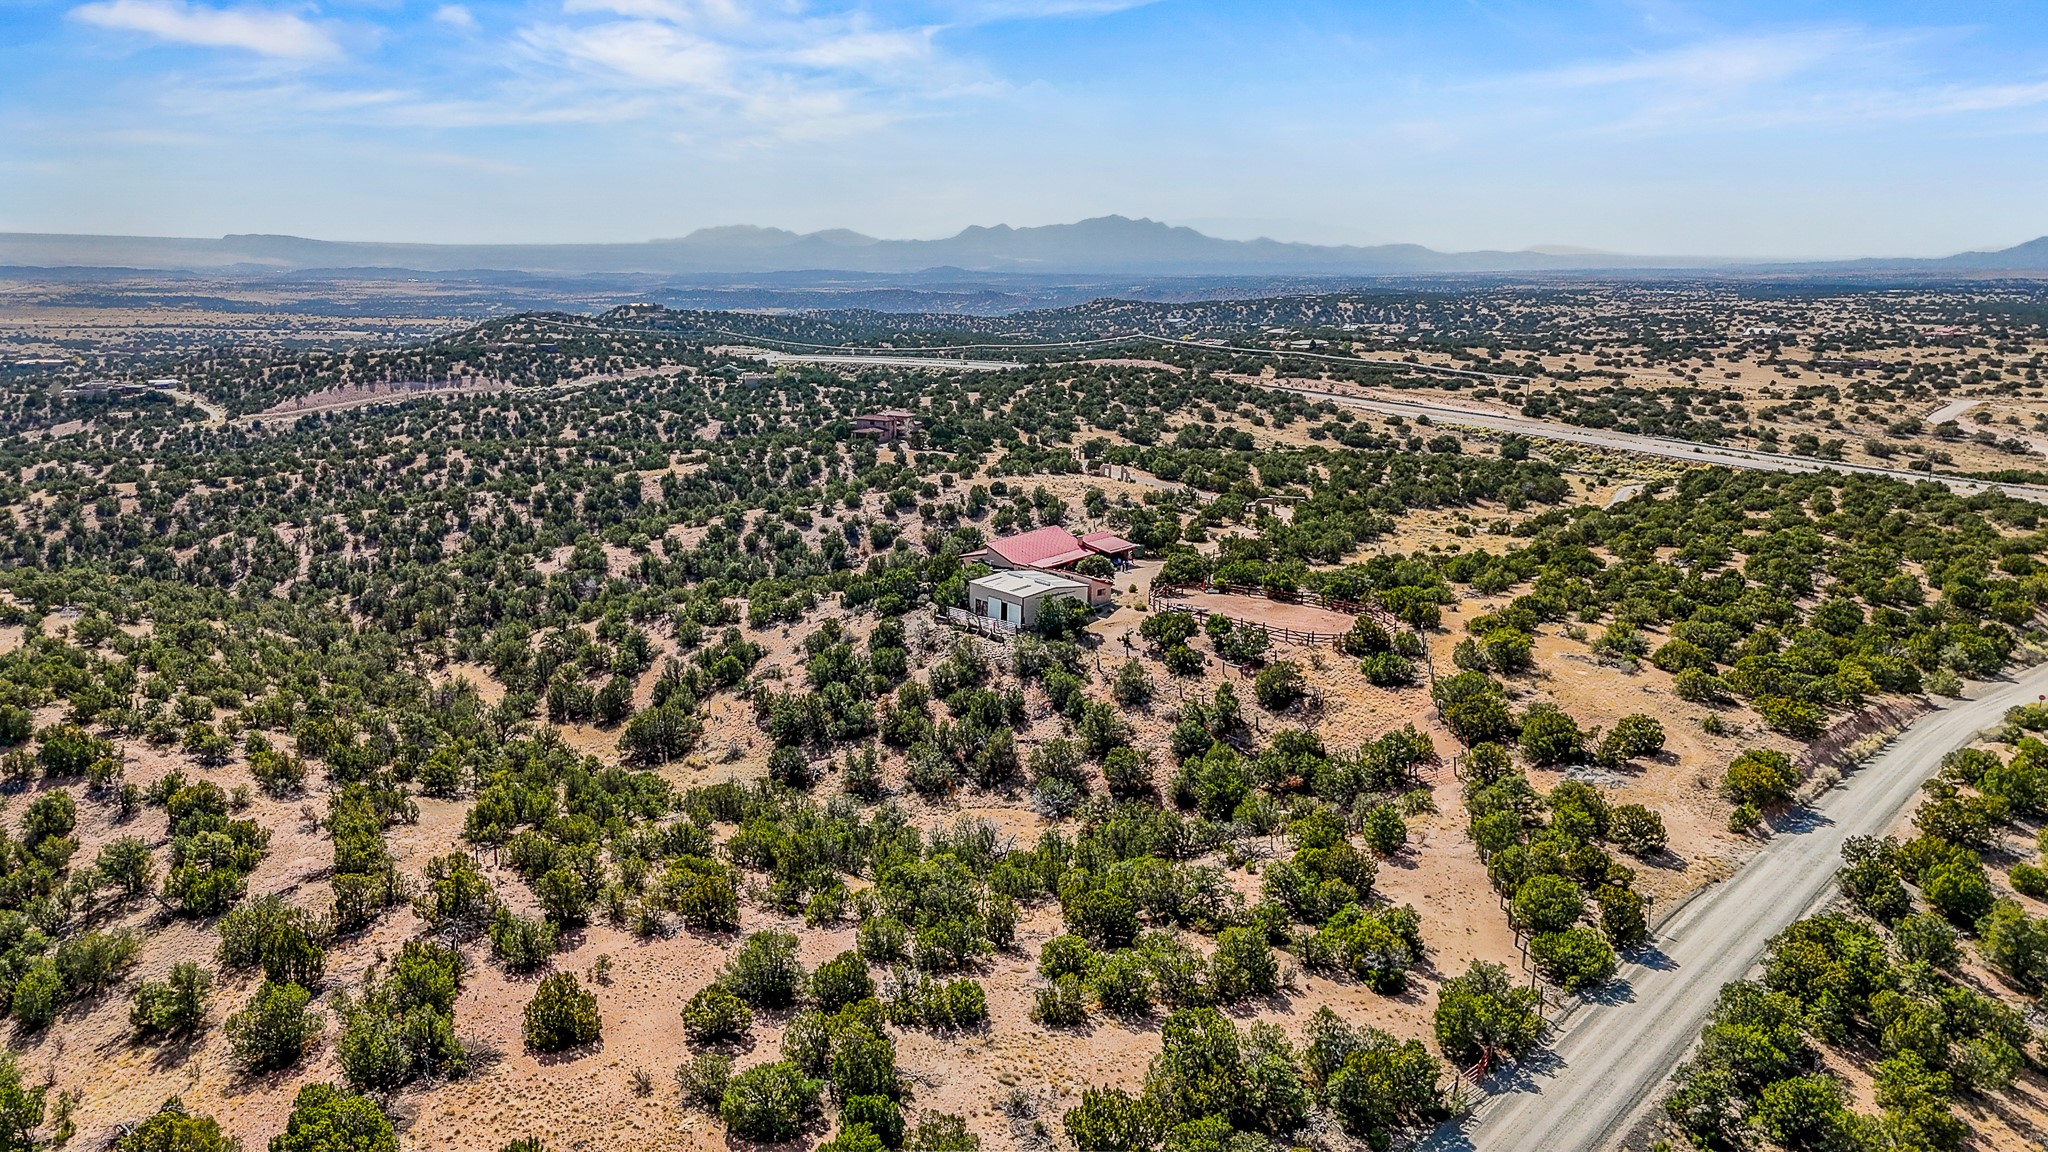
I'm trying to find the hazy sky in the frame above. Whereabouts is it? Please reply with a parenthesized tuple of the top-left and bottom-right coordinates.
(3, 0, 2046, 254)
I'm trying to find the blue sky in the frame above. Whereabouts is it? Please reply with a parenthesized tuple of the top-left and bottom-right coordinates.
(3, 0, 2047, 254)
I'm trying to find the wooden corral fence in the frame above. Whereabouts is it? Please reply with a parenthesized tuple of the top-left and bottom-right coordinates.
(1148, 582, 1440, 690)
(1148, 589, 1350, 645)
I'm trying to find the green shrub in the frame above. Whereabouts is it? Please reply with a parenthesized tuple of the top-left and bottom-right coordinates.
(819, 1124, 888, 1152)
(217, 895, 327, 987)
(1722, 749, 1799, 808)
(1756, 695, 1828, 740)
(1651, 639, 1714, 674)
(907, 1112, 981, 1152)
(130, 962, 213, 1037)
(1302, 903, 1423, 993)
(720, 1061, 823, 1143)
(811, 952, 875, 1014)
(663, 855, 741, 931)
(1320, 1022, 1448, 1144)
(676, 1051, 733, 1110)
(682, 983, 754, 1044)
(1433, 961, 1543, 1065)
(723, 930, 806, 1008)
(0, 1051, 43, 1149)
(881, 971, 986, 1030)
(843, 1094, 906, 1149)
(1111, 661, 1152, 707)
(1529, 928, 1618, 992)
(1594, 886, 1649, 950)
(1482, 627, 1536, 674)
(51, 929, 139, 1004)
(769, 745, 817, 790)
(1090, 951, 1154, 1017)
(225, 980, 318, 1072)
(1591, 622, 1649, 662)
(9, 959, 62, 1028)
(857, 917, 911, 966)
(114, 1099, 235, 1152)
(1032, 976, 1087, 1026)
(1753, 1075, 1857, 1150)
(2012, 863, 2048, 899)
(335, 994, 464, 1092)
(1598, 715, 1664, 764)
(488, 909, 558, 973)
(1608, 805, 1668, 856)
(1207, 927, 1277, 1002)
(523, 972, 601, 1052)
(1510, 875, 1584, 935)
(270, 1083, 396, 1152)
(1435, 673, 1516, 746)
(1924, 857, 1995, 927)
(1978, 901, 2048, 990)
(1360, 804, 1407, 856)
(1673, 669, 1734, 704)
(942, 980, 987, 1026)
(1103, 747, 1154, 798)
(831, 1023, 899, 1099)
(1252, 662, 1305, 711)
(1517, 705, 1586, 766)
(1360, 652, 1417, 686)
(1895, 913, 1960, 970)
(1038, 934, 1097, 980)
(1062, 1087, 1157, 1152)
(95, 837, 157, 899)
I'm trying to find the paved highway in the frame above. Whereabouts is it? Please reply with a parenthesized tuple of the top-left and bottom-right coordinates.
(721, 346, 1025, 372)
(1424, 662, 2048, 1152)
(1262, 382, 2048, 505)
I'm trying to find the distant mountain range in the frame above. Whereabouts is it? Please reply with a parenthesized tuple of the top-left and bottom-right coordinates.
(2, 216, 2045, 277)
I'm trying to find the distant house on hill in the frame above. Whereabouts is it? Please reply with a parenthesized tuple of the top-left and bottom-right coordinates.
(853, 410, 918, 441)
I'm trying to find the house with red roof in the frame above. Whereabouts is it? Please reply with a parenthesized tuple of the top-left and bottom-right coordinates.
(967, 525, 1097, 571)
(962, 525, 1141, 610)
(1078, 530, 1140, 561)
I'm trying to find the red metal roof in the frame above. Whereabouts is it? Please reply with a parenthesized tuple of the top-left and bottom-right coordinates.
(984, 526, 1089, 569)
(1080, 531, 1139, 555)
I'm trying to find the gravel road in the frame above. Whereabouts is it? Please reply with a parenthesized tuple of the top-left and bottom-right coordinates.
(1423, 662, 2048, 1152)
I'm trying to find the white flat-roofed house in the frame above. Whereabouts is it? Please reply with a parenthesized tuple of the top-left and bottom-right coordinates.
(967, 569, 1091, 629)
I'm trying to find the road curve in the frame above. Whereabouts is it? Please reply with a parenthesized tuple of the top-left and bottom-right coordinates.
(1261, 382, 2048, 505)
(1424, 661, 2048, 1152)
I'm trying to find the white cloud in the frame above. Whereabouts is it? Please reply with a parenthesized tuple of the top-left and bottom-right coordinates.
(513, 0, 981, 139)
(71, 0, 341, 58)
(1466, 25, 2048, 139)
(431, 4, 475, 30)
(534, 20, 735, 90)
(1527, 30, 1861, 92)
(941, 0, 1158, 19)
